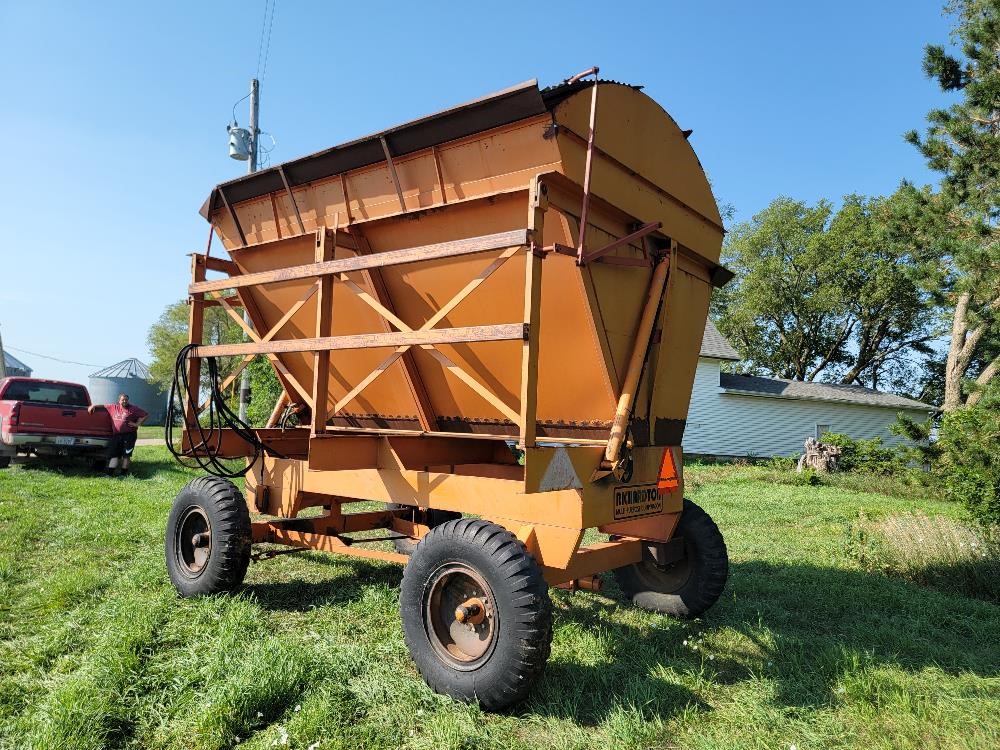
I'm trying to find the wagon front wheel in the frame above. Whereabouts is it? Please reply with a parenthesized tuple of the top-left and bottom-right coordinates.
(400, 519, 552, 711)
(165, 476, 251, 597)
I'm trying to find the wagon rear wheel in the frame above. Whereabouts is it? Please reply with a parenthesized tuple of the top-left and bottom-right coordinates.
(400, 519, 552, 711)
(165, 476, 251, 597)
(613, 498, 728, 618)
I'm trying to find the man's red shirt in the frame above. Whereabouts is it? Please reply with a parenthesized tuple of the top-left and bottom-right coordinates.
(105, 403, 148, 434)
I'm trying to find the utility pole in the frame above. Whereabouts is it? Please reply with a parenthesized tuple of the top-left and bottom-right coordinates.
(238, 78, 260, 422)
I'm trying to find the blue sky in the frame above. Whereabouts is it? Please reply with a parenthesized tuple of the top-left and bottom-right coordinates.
(0, 1, 955, 385)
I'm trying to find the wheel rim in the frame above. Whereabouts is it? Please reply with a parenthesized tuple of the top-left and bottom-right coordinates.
(176, 506, 212, 577)
(424, 562, 497, 670)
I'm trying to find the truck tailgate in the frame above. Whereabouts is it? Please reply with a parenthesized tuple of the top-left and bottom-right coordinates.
(14, 404, 113, 437)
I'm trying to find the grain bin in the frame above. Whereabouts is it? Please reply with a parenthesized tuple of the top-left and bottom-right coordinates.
(165, 71, 731, 710)
(89, 359, 164, 425)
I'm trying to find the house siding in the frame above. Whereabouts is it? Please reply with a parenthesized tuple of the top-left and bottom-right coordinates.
(684, 359, 930, 458)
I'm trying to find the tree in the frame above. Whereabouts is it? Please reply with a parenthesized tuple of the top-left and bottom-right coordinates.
(713, 192, 938, 391)
(822, 191, 938, 390)
(713, 197, 847, 381)
(147, 299, 285, 426)
(905, 0, 1000, 410)
(146, 299, 245, 397)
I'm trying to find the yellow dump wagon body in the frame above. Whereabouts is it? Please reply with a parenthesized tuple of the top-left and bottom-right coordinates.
(199, 78, 726, 444)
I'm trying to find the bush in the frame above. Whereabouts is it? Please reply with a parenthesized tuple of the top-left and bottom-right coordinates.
(846, 510, 1000, 602)
(935, 390, 1000, 525)
(246, 357, 284, 428)
(820, 432, 904, 475)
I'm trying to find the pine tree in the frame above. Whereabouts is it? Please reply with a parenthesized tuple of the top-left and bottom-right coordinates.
(906, 0, 1000, 410)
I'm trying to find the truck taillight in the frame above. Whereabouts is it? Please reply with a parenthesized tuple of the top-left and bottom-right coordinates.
(8, 403, 19, 428)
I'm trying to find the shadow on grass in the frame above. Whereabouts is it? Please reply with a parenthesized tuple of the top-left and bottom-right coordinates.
(710, 560, 1000, 708)
(241, 552, 1000, 723)
(247, 554, 403, 612)
(13, 454, 188, 480)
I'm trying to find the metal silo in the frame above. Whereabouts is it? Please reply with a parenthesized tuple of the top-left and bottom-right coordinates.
(88, 359, 165, 426)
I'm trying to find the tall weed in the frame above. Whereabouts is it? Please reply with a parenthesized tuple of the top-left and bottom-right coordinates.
(847, 511, 1000, 602)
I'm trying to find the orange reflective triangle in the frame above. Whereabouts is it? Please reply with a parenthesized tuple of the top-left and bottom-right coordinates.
(658, 447, 679, 493)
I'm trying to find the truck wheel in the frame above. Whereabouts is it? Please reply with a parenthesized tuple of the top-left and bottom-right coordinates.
(0, 456, 10, 469)
(165, 476, 251, 597)
(386, 503, 461, 555)
(613, 498, 728, 618)
(400, 519, 552, 711)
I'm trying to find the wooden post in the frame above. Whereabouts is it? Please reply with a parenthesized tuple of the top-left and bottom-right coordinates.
(311, 228, 334, 434)
(519, 179, 547, 449)
(185, 254, 206, 427)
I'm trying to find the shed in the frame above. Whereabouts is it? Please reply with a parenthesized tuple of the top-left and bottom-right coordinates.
(684, 322, 934, 458)
(89, 359, 165, 426)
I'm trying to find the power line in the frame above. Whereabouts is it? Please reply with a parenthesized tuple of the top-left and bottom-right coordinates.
(5, 345, 101, 368)
(255, 0, 277, 81)
(261, 0, 276, 81)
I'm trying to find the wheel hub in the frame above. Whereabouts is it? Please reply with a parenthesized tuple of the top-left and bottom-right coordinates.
(177, 506, 212, 576)
(425, 563, 496, 669)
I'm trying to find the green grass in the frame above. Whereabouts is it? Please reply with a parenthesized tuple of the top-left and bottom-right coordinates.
(1, 451, 998, 749)
(136, 425, 165, 440)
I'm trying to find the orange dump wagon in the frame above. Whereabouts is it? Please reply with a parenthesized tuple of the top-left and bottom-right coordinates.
(166, 70, 732, 710)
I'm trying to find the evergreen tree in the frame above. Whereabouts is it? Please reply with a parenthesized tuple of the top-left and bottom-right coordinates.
(905, 0, 1000, 410)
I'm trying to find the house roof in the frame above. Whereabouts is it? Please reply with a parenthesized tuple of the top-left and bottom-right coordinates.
(700, 320, 741, 361)
(719, 373, 933, 411)
(3, 350, 31, 373)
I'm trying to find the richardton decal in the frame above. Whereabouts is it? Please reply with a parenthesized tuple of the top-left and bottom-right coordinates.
(613, 484, 663, 520)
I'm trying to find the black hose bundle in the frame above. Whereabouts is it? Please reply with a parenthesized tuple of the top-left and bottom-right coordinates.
(165, 344, 285, 477)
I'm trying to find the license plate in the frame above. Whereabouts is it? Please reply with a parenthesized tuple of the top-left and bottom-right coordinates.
(613, 484, 662, 520)
(54, 436, 75, 446)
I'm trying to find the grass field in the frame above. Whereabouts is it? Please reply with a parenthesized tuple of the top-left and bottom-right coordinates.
(136, 425, 165, 440)
(1, 449, 998, 750)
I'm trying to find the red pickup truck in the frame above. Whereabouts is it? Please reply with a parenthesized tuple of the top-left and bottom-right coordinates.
(0, 377, 114, 468)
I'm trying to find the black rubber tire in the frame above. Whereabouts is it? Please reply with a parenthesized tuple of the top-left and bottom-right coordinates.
(165, 476, 251, 597)
(400, 519, 552, 711)
(613, 498, 728, 618)
(385, 503, 461, 555)
(0, 456, 10, 469)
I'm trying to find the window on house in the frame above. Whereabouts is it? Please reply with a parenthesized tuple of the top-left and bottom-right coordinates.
(816, 424, 831, 440)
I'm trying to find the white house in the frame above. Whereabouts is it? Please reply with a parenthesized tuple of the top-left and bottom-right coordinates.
(684, 322, 934, 458)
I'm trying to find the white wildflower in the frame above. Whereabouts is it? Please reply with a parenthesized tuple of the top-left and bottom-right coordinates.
(294, 704, 301, 712)
(683, 640, 688, 646)
(307, 743, 321, 750)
